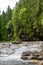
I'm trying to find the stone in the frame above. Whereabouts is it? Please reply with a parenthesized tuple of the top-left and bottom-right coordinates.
(12, 41, 21, 44)
(41, 62, 43, 65)
(22, 51, 32, 56)
(38, 56, 43, 60)
(21, 51, 33, 60)
(0, 51, 1, 54)
(21, 56, 28, 60)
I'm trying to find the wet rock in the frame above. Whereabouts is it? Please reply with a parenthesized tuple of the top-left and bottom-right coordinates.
(21, 55, 33, 60)
(41, 62, 43, 65)
(21, 56, 28, 60)
(31, 52, 39, 59)
(31, 56, 39, 60)
(12, 41, 21, 44)
(38, 56, 43, 60)
(0, 51, 1, 54)
(2, 43, 5, 45)
(9, 44, 11, 46)
(31, 52, 43, 60)
(22, 51, 32, 56)
(21, 50, 43, 60)
(21, 51, 33, 60)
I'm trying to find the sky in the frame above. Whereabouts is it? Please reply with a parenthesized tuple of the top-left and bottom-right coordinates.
(0, 0, 19, 13)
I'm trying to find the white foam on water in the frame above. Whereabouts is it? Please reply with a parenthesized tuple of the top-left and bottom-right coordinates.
(28, 43, 42, 52)
(0, 46, 27, 61)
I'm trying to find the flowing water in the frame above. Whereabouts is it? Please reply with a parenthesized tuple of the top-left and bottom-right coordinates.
(0, 42, 43, 65)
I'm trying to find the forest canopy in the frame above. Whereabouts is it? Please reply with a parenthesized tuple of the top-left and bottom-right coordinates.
(0, 0, 43, 41)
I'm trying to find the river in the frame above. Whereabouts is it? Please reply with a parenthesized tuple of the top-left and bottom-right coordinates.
(0, 41, 43, 65)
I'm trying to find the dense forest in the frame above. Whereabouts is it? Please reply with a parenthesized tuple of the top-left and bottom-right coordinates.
(0, 0, 43, 41)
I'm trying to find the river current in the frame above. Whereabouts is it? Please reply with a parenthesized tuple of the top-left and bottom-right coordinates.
(0, 42, 43, 65)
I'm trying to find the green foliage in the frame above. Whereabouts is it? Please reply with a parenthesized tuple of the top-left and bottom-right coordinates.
(12, 0, 43, 41)
(0, 11, 6, 40)
(0, 0, 43, 41)
(6, 6, 12, 22)
(0, 6, 13, 41)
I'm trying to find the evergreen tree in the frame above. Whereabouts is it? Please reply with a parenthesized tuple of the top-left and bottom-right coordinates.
(1, 11, 6, 40)
(0, 0, 43, 41)
(12, 0, 41, 41)
(0, 15, 2, 40)
(6, 5, 12, 41)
